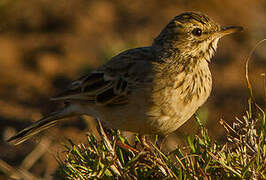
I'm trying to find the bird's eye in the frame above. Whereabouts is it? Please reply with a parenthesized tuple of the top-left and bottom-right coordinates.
(192, 28, 202, 36)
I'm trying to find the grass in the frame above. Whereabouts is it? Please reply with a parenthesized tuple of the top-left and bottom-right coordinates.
(55, 101, 265, 179)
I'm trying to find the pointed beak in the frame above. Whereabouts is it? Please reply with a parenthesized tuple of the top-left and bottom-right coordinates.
(215, 26, 243, 38)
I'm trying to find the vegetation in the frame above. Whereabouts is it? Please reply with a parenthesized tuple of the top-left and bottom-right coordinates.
(56, 100, 265, 179)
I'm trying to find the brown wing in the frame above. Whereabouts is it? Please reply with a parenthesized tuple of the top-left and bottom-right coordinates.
(51, 47, 155, 106)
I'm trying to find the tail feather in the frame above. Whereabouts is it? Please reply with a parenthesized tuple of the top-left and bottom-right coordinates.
(7, 105, 78, 145)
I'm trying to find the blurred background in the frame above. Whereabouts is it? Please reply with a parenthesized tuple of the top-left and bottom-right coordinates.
(0, 0, 265, 179)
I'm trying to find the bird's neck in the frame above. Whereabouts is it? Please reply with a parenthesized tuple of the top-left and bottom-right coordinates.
(152, 37, 219, 64)
(152, 43, 213, 88)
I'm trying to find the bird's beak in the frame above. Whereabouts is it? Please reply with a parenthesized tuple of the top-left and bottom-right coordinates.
(215, 26, 243, 38)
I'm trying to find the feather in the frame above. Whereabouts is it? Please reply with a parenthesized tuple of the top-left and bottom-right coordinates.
(7, 105, 79, 145)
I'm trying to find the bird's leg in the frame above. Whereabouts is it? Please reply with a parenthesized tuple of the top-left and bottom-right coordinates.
(116, 139, 139, 153)
(139, 135, 151, 150)
(96, 119, 138, 153)
(96, 119, 114, 152)
(157, 135, 168, 151)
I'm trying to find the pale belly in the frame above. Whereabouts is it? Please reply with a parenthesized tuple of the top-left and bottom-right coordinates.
(81, 86, 210, 135)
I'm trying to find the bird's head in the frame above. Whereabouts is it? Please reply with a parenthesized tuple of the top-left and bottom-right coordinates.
(153, 12, 243, 61)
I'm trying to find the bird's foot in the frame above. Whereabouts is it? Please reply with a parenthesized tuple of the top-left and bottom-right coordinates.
(139, 135, 153, 152)
(116, 140, 139, 153)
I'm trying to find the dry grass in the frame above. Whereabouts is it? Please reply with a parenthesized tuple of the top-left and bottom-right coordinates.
(55, 106, 265, 179)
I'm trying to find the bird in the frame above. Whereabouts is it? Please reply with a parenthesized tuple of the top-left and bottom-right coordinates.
(7, 12, 242, 145)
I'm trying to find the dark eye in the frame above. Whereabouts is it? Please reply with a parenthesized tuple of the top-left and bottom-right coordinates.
(192, 28, 202, 36)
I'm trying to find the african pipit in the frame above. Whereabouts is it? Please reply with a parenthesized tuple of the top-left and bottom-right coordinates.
(8, 12, 242, 145)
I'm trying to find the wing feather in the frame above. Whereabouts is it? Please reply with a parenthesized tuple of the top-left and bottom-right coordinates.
(51, 47, 155, 105)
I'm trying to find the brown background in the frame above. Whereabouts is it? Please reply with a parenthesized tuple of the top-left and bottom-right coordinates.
(0, 0, 265, 179)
